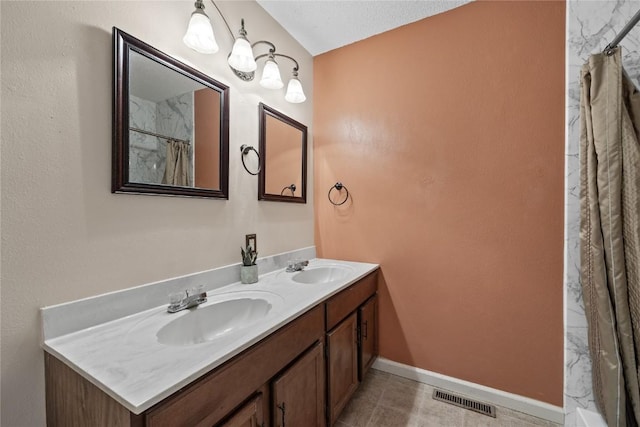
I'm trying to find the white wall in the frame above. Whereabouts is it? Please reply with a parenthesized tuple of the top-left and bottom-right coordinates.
(0, 1, 314, 425)
(565, 1, 640, 425)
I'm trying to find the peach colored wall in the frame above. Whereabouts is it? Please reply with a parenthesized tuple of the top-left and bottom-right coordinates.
(314, 1, 565, 405)
(194, 88, 220, 189)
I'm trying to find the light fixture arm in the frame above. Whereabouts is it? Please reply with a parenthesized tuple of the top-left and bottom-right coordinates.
(251, 40, 276, 53)
(230, 38, 302, 81)
(255, 52, 300, 73)
(208, 0, 235, 40)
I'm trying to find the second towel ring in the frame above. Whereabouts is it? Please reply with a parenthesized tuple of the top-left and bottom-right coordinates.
(281, 184, 297, 196)
(328, 182, 349, 206)
(240, 144, 261, 176)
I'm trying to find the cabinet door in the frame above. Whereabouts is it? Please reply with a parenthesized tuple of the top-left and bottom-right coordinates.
(327, 312, 358, 425)
(218, 394, 263, 427)
(359, 295, 378, 381)
(272, 342, 325, 427)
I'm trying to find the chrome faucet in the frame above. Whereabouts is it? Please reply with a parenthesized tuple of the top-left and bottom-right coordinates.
(167, 287, 207, 313)
(286, 260, 309, 273)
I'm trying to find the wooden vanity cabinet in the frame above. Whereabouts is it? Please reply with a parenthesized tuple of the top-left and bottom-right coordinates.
(45, 269, 378, 427)
(325, 271, 378, 425)
(46, 305, 324, 427)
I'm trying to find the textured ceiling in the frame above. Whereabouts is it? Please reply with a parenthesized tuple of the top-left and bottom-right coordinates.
(256, 0, 472, 56)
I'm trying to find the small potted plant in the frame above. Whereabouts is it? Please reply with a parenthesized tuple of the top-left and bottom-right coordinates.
(240, 244, 258, 284)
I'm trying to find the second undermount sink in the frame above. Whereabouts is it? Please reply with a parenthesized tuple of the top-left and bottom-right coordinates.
(292, 265, 353, 285)
(157, 292, 282, 346)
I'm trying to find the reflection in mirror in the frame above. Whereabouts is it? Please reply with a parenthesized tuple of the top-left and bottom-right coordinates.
(113, 27, 229, 198)
(258, 103, 307, 203)
(128, 51, 222, 188)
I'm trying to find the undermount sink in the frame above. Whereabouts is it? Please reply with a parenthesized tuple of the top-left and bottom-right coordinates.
(292, 265, 353, 284)
(157, 292, 281, 346)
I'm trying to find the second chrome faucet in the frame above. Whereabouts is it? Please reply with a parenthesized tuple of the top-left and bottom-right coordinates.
(286, 259, 309, 273)
(167, 286, 207, 313)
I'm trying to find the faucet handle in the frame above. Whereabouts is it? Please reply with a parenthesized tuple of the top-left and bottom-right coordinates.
(186, 285, 203, 296)
(191, 285, 207, 302)
(169, 291, 185, 305)
(286, 258, 297, 272)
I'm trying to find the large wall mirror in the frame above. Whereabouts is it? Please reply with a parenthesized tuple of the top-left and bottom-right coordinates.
(258, 103, 307, 203)
(113, 27, 230, 198)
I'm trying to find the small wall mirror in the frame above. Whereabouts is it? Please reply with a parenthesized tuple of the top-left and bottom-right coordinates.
(258, 103, 307, 203)
(113, 27, 230, 198)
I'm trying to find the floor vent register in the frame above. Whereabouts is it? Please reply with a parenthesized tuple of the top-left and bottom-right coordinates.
(432, 389, 497, 418)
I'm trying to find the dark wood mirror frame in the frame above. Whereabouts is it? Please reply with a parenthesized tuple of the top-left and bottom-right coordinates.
(112, 27, 230, 198)
(258, 103, 308, 204)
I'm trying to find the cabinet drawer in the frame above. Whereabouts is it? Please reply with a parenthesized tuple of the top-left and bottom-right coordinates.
(325, 271, 377, 331)
(145, 305, 324, 427)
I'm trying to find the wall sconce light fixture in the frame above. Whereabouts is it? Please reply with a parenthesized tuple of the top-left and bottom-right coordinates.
(183, 0, 306, 104)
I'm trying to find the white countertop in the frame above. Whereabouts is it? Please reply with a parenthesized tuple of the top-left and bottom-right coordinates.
(43, 258, 378, 414)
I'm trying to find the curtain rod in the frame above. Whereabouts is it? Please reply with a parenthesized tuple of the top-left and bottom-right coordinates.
(604, 8, 640, 54)
(129, 127, 190, 145)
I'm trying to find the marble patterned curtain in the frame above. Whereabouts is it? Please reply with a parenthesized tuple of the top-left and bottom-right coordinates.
(162, 139, 191, 187)
(580, 49, 640, 427)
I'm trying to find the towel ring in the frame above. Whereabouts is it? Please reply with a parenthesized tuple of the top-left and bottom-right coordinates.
(240, 144, 261, 176)
(328, 182, 349, 206)
(281, 184, 296, 196)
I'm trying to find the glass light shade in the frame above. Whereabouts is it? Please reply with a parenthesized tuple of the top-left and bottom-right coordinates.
(228, 38, 257, 72)
(285, 77, 306, 103)
(183, 12, 219, 54)
(259, 59, 284, 89)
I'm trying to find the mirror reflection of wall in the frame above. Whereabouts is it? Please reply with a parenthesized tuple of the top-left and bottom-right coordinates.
(194, 89, 220, 189)
(126, 48, 221, 190)
(265, 114, 303, 195)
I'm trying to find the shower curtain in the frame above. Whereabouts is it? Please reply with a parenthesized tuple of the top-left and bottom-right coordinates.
(162, 139, 191, 186)
(580, 49, 640, 427)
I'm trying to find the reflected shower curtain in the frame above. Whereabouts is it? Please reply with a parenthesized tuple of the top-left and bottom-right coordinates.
(580, 49, 640, 427)
(162, 139, 190, 186)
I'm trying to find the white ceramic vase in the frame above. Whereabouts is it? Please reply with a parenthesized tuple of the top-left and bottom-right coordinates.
(240, 265, 258, 284)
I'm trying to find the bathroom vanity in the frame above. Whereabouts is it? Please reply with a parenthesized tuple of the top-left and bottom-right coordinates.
(43, 259, 378, 426)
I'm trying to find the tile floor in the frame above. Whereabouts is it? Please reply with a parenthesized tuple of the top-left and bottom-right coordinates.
(336, 369, 562, 427)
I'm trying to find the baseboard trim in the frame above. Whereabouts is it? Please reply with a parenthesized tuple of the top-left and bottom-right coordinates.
(372, 357, 564, 425)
